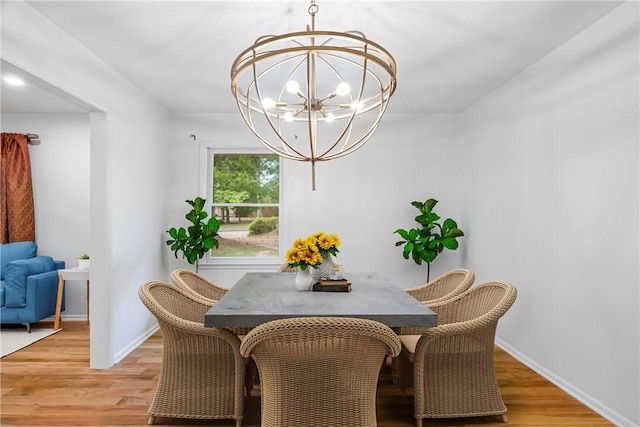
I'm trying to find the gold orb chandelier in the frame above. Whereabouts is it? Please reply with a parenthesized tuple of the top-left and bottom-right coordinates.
(230, 0, 397, 190)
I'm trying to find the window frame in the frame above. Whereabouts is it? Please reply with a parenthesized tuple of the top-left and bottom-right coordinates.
(199, 144, 283, 268)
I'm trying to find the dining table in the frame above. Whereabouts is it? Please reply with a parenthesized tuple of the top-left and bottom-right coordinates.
(204, 272, 437, 329)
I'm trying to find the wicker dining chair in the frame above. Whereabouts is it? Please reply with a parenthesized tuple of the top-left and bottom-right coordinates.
(171, 269, 251, 338)
(170, 269, 256, 389)
(399, 268, 475, 336)
(240, 317, 401, 427)
(391, 269, 475, 384)
(397, 281, 517, 426)
(170, 268, 229, 302)
(138, 281, 245, 427)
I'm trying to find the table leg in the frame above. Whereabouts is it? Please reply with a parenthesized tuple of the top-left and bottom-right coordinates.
(86, 280, 90, 324)
(54, 273, 65, 329)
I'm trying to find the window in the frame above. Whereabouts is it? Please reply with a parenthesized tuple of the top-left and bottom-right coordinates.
(207, 152, 280, 261)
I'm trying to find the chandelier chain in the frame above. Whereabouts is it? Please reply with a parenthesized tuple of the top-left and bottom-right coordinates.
(308, 1, 318, 31)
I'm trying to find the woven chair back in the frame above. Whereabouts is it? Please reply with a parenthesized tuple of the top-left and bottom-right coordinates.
(240, 317, 401, 427)
(432, 281, 517, 325)
(140, 280, 209, 323)
(170, 268, 228, 302)
(405, 268, 475, 304)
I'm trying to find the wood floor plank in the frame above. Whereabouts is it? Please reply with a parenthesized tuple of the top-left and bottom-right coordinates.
(1, 321, 613, 426)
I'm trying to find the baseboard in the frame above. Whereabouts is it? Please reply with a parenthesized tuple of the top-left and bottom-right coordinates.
(51, 314, 89, 322)
(496, 338, 637, 427)
(41, 314, 88, 323)
(112, 324, 159, 365)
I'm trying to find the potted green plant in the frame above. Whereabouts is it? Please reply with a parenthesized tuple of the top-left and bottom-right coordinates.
(78, 253, 90, 270)
(166, 197, 220, 273)
(394, 198, 464, 282)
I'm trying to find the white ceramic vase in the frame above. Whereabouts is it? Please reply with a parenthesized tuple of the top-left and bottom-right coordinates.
(311, 253, 334, 282)
(295, 268, 314, 291)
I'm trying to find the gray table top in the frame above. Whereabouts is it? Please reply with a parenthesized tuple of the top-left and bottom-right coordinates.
(204, 272, 437, 328)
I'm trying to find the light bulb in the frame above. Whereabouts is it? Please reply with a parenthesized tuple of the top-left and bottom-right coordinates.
(335, 82, 350, 96)
(262, 98, 276, 109)
(286, 80, 300, 94)
(325, 113, 335, 123)
(350, 101, 364, 112)
(284, 112, 294, 122)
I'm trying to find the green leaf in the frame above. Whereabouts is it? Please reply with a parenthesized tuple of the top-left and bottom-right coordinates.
(394, 229, 410, 239)
(402, 242, 414, 258)
(442, 218, 457, 230)
(193, 197, 206, 212)
(186, 252, 197, 265)
(424, 198, 438, 212)
(426, 212, 440, 225)
(424, 250, 438, 263)
(185, 211, 198, 224)
(203, 236, 216, 250)
(415, 217, 426, 227)
(416, 247, 426, 258)
(207, 217, 220, 232)
(408, 228, 420, 240)
(411, 251, 423, 265)
(442, 237, 459, 250)
(444, 227, 464, 238)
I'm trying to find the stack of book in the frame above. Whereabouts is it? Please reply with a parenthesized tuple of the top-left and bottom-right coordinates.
(312, 278, 352, 292)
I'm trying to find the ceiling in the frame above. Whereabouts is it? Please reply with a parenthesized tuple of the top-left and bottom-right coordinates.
(1, 1, 622, 114)
(1, 59, 99, 113)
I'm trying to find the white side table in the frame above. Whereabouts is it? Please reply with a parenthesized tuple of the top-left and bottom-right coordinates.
(55, 268, 90, 330)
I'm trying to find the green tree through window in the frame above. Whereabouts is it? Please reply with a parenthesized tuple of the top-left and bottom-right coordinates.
(212, 154, 280, 258)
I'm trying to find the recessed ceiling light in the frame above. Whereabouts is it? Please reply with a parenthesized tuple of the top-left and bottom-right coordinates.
(3, 75, 25, 86)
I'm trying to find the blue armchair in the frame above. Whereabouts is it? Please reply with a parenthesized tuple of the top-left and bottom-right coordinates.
(0, 241, 65, 332)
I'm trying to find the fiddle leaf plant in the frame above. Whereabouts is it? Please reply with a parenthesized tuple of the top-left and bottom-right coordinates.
(166, 197, 220, 273)
(394, 198, 464, 282)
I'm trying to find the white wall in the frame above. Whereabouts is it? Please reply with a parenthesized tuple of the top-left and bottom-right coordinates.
(167, 112, 468, 288)
(1, 113, 91, 319)
(1, 1, 171, 368)
(459, 3, 639, 425)
(282, 112, 469, 286)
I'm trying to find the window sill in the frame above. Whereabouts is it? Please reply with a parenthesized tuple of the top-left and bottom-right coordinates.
(199, 257, 282, 271)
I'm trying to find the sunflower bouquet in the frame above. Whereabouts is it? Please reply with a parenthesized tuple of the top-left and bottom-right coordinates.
(285, 231, 341, 271)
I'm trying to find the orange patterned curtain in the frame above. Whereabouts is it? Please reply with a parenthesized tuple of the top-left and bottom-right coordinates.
(1, 133, 35, 243)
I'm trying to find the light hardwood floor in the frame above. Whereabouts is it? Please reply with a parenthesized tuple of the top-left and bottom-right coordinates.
(1, 321, 613, 426)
